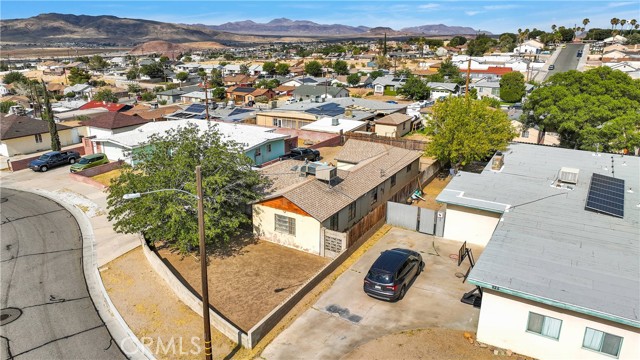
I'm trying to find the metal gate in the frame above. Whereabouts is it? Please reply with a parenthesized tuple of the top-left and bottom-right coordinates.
(387, 201, 419, 231)
(386, 202, 439, 235)
(419, 208, 436, 234)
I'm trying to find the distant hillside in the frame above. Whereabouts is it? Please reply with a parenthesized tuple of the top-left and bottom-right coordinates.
(401, 24, 490, 35)
(206, 18, 370, 36)
(0, 13, 227, 46)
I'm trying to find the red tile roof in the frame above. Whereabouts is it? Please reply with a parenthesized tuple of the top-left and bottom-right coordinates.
(79, 100, 130, 112)
(80, 112, 149, 130)
(469, 67, 514, 76)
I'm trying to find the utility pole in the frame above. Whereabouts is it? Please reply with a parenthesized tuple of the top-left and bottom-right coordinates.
(196, 165, 213, 360)
(203, 74, 210, 120)
(464, 58, 471, 98)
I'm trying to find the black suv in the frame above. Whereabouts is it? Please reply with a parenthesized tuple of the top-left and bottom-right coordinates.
(279, 147, 320, 161)
(363, 248, 424, 301)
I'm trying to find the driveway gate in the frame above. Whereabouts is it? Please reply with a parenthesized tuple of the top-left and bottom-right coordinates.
(386, 201, 441, 235)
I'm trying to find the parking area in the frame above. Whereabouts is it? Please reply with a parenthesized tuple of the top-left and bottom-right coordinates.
(261, 227, 483, 360)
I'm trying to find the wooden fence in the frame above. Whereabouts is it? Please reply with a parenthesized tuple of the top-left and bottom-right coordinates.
(347, 202, 387, 247)
(343, 132, 429, 151)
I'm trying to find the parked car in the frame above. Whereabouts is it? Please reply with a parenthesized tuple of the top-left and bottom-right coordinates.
(29, 151, 81, 172)
(279, 147, 320, 161)
(386, 100, 398, 104)
(548, 64, 555, 70)
(363, 248, 424, 301)
(69, 153, 109, 173)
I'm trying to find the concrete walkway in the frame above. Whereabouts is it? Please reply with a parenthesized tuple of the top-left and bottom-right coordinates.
(1, 166, 138, 266)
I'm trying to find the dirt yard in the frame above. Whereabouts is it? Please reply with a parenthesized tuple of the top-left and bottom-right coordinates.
(156, 240, 329, 331)
(413, 174, 452, 210)
(343, 328, 533, 360)
(101, 248, 242, 360)
(316, 145, 343, 166)
(91, 169, 123, 187)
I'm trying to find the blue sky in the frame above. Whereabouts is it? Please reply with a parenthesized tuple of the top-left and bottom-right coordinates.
(1, 1, 638, 34)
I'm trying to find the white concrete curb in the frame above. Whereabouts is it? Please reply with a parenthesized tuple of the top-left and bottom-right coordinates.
(4, 186, 156, 360)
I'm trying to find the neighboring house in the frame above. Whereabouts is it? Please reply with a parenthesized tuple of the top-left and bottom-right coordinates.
(64, 62, 89, 70)
(246, 88, 276, 104)
(601, 50, 628, 61)
(332, 75, 372, 88)
(122, 104, 182, 122)
(291, 85, 349, 102)
(511, 120, 560, 146)
(427, 82, 460, 99)
(514, 40, 544, 54)
(372, 75, 406, 95)
(603, 35, 627, 44)
(253, 140, 421, 255)
(281, 76, 330, 87)
(79, 100, 132, 112)
(223, 74, 258, 87)
(81, 112, 150, 156)
(63, 84, 95, 98)
(46, 83, 67, 96)
(90, 119, 288, 166)
(0, 115, 79, 157)
(300, 117, 366, 134)
(156, 89, 186, 104)
(0, 84, 10, 97)
(467, 67, 514, 81)
(274, 85, 296, 96)
(180, 90, 216, 104)
(227, 86, 257, 104)
(436, 143, 639, 360)
(374, 113, 413, 138)
(471, 79, 502, 99)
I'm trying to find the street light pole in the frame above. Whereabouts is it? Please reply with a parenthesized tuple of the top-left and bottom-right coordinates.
(196, 165, 213, 360)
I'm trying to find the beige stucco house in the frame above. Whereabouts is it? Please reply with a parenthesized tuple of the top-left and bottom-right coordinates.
(437, 143, 640, 360)
(253, 140, 421, 256)
(374, 113, 413, 138)
(255, 111, 317, 129)
(511, 120, 560, 146)
(0, 115, 80, 157)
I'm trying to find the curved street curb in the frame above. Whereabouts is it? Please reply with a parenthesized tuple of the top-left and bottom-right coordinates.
(3, 186, 156, 360)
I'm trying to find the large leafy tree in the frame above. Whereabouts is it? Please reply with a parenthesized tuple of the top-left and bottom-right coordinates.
(68, 68, 91, 85)
(0, 101, 17, 114)
(2, 71, 27, 84)
(332, 60, 349, 75)
(88, 55, 109, 71)
(448, 36, 467, 47)
(466, 34, 498, 56)
(107, 123, 268, 253)
(140, 62, 164, 78)
(262, 61, 276, 75)
(304, 60, 323, 77)
(425, 97, 516, 170)
(522, 67, 640, 152)
(347, 73, 361, 86)
(499, 71, 526, 103)
(398, 76, 430, 100)
(275, 63, 290, 76)
(92, 89, 119, 103)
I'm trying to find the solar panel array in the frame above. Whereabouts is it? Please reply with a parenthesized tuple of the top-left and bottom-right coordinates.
(306, 103, 344, 117)
(584, 173, 625, 218)
(184, 104, 206, 114)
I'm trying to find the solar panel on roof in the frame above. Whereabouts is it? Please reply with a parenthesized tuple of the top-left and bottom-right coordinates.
(306, 103, 344, 117)
(184, 104, 206, 113)
(584, 173, 625, 218)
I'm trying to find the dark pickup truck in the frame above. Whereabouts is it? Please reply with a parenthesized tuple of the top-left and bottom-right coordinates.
(29, 150, 81, 172)
(279, 147, 321, 161)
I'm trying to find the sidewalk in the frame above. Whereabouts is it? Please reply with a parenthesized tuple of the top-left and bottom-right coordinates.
(1, 168, 246, 359)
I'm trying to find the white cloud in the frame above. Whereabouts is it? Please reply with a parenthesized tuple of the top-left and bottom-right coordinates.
(483, 4, 519, 10)
(607, 2, 635, 8)
(418, 3, 440, 9)
(465, 10, 483, 16)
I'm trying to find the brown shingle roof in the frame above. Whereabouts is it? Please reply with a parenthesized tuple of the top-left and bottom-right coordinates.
(374, 113, 412, 126)
(123, 105, 182, 121)
(1, 114, 71, 140)
(80, 112, 148, 130)
(334, 140, 389, 164)
(281, 141, 421, 221)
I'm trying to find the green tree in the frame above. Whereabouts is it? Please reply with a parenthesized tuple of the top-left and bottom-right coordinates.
(448, 36, 467, 47)
(425, 97, 516, 170)
(466, 34, 497, 56)
(499, 72, 526, 103)
(304, 60, 323, 77)
(211, 87, 226, 100)
(332, 60, 349, 75)
(127, 83, 142, 96)
(275, 63, 290, 76)
(88, 55, 109, 71)
(369, 70, 384, 80)
(438, 59, 462, 83)
(256, 79, 279, 89)
(522, 67, 640, 151)
(209, 69, 224, 87)
(240, 64, 250, 75)
(126, 67, 139, 80)
(68, 68, 91, 85)
(498, 33, 517, 52)
(262, 61, 276, 75)
(140, 92, 155, 101)
(140, 62, 164, 78)
(176, 71, 189, 87)
(347, 73, 361, 86)
(0, 101, 17, 114)
(41, 80, 61, 151)
(398, 77, 430, 100)
(3, 71, 27, 84)
(159, 56, 170, 64)
(106, 123, 268, 253)
(558, 27, 575, 42)
(92, 89, 119, 103)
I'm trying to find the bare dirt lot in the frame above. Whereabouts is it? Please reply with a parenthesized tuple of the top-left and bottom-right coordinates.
(156, 240, 329, 331)
(414, 174, 452, 210)
(343, 328, 533, 360)
(2, 47, 130, 59)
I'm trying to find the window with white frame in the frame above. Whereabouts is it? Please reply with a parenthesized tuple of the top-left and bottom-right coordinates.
(583, 328, 623, 357)
(526, 312, 562, 340)
(274, 214, 295, 235)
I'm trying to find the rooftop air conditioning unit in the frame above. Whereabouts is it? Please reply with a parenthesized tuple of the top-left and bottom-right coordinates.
(558, 167, 579, 184)
(491, 152, 504, 170)
(331, 118, 340, 126)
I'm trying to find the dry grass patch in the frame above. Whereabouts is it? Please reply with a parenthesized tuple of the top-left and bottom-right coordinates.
(91, 169, 123, 187)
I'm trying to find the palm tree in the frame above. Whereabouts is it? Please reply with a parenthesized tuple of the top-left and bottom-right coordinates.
(620, 19, 627, 34)
(631, 19, 638, 34)
(635, 23, 640, 31)
(611, 18, 619, 30)
(551, 24, 557, 33)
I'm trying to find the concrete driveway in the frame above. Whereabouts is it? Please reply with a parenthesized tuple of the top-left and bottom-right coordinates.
(261, 227, 482, 360)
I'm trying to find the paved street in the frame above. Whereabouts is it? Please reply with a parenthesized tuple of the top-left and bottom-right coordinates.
(545, 43, 586, 80)
(0, 188, 126, 359)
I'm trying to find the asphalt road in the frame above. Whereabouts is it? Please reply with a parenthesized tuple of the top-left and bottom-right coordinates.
(546, 43, 586, 80)
(0, 189, 126, 360)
